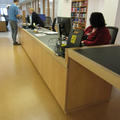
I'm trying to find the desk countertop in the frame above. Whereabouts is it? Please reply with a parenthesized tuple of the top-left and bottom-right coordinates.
(0, 17, 5, 21)
(75, 46, 120, 75)
(68, 45, 120, 89)
(24, 28, 58, 52)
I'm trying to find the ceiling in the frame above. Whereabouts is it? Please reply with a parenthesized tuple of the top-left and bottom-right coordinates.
(0, 0, 13, 7)
(0, 0, 13, 4)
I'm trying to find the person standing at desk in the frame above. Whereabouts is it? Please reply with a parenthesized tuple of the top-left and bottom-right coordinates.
(81, 12, 111, 46)
(28, 8, 44, 29)
(3, 14, 9, 31)
(9, 0, 21, 45)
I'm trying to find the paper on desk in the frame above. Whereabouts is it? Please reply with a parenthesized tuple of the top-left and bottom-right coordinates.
(38, 31, 44, 33)
(35, 34, 46, 37)
(44, 32, 58, 35)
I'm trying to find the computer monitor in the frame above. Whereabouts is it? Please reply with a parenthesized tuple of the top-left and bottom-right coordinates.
(38, 14, 46, 21)
(57, 17, 72, 37)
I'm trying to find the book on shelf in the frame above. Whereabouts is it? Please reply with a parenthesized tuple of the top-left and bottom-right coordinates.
(71, 7, 87, 12)
(71, 0, 88, 29)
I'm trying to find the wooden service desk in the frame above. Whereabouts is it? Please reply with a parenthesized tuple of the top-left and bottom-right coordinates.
(0, 17, 7, 32)
(68, 46, 120, 111)
(18, 28, 114, 113)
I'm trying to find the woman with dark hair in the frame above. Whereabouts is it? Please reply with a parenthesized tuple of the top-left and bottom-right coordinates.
(81, 12, 111, 46)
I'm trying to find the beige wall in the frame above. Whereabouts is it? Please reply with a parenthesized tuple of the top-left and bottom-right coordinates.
(57, 0, 72, 17)
(39, 0, 43, 14)
(101, 0, 120, 44)
(49, 0, 53, 19)
(54, 0, 58, 18)
(86, 0, 120, 44)
(115, 0, 120, 44)
(103, 0, 119, 26)
(86, 0, 104, 27)
(87, 0, 119, 27)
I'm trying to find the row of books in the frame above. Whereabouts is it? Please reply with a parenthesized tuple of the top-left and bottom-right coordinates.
(71, 7, 87, 12)
(73, 23, 85, 29)
(72, 1, 88, 7)
(72, 18, 85, 23)
(72, 1, 88, 29)
(71, 13, 86, 18)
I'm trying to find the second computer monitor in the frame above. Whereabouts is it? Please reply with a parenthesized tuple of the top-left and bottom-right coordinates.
(57, 17, 72, 37)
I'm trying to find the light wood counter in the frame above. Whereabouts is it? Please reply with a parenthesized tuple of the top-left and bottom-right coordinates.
(19, 28, 67, 112)
(18, 28, 114, 113)
(0, 17, 7, 32)
(68, 46, 120, 89)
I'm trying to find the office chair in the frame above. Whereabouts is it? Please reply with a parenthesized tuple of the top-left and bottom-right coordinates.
(52, 18, 56, 31)
(107, 26, 119, 44)
(44, 16, 52, 28)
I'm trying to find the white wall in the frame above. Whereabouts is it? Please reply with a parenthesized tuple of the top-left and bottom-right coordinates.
(87, 0, 119, 27)
(86, 0, 104, 27)
(57, 0, 72, 17)
(22, 4, 27, 11)
(86, 0, 120, 44)
(39, 0, 43, 14)
(115, 0, 120, 44)
(49, 0, 53, 20)
(54, 0, 58, 18)
(45, 0, 48, 15)
(0, 0, 12, 4)
(103, 0, 119, 26)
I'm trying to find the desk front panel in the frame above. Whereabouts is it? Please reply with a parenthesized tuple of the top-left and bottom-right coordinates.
(19, 28, 67, 111)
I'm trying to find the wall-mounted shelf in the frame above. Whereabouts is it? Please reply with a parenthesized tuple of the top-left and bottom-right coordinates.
(71, 0, 88, 29)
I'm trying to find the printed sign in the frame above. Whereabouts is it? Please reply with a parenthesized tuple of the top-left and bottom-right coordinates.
(71, 35, 77, 44)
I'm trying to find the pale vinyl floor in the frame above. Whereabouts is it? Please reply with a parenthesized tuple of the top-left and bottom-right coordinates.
(0, 32, 120, 120)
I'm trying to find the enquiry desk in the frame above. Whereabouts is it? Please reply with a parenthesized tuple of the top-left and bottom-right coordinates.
(68, 46, 120, 90)
(19, 28, 114, 113)
(0, 17, 7, 32)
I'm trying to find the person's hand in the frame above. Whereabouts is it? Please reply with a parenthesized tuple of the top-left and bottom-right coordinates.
(16, 15, 22, 19)
(86, 33, 91, 36)
(86, 28, 97, 36)
(20, 15, 22, 19)
(92, 28, 97, 33)
(80, 41, 85, 47)
(65, 37, 68, 40)
(81, 41, 84, 44)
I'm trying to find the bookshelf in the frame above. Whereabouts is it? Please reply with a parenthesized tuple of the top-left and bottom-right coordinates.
(71, 0, 88, 29)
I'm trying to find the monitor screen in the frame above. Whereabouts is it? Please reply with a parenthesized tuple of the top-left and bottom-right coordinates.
(57, 17, 72, 36)
(39, 14, 46, 21)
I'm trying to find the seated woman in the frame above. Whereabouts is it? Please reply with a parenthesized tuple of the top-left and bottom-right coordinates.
(81, 12, 111, 46)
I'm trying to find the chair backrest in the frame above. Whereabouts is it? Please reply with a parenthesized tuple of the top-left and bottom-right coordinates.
(67, 29, 84, 48)
(107, 26, 118, 44)
(44, 16, 52, 27)
(52, 18, 56, 31)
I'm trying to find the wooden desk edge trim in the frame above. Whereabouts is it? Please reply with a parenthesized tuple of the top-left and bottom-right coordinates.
(76, 44, 120, 50)
(68, 49, 120, 89)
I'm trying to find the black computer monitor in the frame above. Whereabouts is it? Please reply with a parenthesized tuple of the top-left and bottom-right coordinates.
(57, 17, 72, 37)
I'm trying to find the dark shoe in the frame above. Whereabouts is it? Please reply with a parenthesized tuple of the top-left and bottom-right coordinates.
(13, 42, 17, 45)
(16, 43, 21, 45)
(13, 42, 21, 45)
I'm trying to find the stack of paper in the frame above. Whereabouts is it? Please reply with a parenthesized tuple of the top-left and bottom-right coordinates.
(35, 34, 46, 37)
(44, 32, 58, 35)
